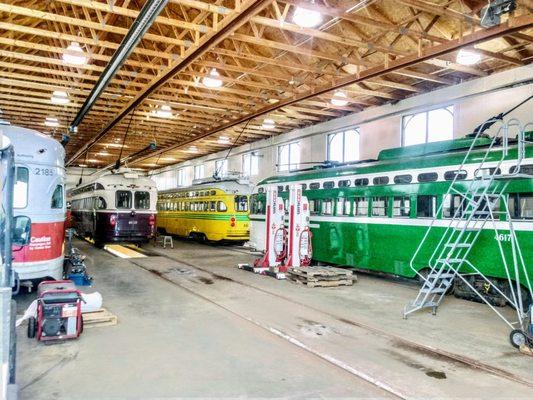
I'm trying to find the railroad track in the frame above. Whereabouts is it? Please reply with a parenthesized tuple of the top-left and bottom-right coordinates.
(126, 244, 533, 393)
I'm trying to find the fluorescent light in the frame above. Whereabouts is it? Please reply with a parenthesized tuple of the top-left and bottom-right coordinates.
(331, 91, 349, 106)
(62, 42, 87, 65)
(44, 117, 59, 127)
(262, 118, 276, 130)
(202, 68, 223, 88)
(51, 91, 70, 105)
(0, 120, 10, 125)
(186, 145, 198, 153)
(97, 151, 110, 156)
(101, 142, 126, 148)
(456, 49, 481, 65)
(293, 5, 322, 28)
(152, 104, 173, 118)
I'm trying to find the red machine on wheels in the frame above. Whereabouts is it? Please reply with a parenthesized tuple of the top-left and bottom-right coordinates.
(27, 280, 83, 342)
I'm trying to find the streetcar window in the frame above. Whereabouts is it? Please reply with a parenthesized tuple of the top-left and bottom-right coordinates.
(323, 181, 335, 189)
(392, 196, 410, 218)
(217, 201, 227, 212)
(278, 186, 284, 193)
(251, 195, 264, 215)
(235, 196, 248, 212)
(418, 172, 438, 182)
(337, 198, 351, 216)
(509, 193, 533, 220)
(354, 197, 368, 216)
(258, 188, 264, 193)
(134, 191, 150, 210)
(373, 176, 389, 185)
(301, 184, 307, 190)
(338, 180, 351, 188)
(372, 197, 388, 217)
(443, 194, 465, 218)
(210, 201, 216, 212)
(185, 202, 190, 211)
(309, 182, 320, 190)
(14, 167, 29, 209)
(475, 167, 501, 178)
(510, 164, 533, 175)
(417, 195, 436, 218)
(354, 178, 369, 186)
(322, 199, 333, 215)
(51, 185, 63, 209)
(116, 191, 132, 209)
(96, 197, 107, 210)
(309, 199, 320, 215)
(394, 174, 412, 184)
(444, 170, 467, 181)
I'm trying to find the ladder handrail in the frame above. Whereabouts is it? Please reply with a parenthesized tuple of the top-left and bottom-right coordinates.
(408, 119, 525, 276)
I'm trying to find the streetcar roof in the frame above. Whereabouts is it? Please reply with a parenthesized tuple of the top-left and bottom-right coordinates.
(258, 134, 533, 186)
(0, 125, 64, 168)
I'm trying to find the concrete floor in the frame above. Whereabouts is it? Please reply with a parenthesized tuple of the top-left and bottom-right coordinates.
(15, 238, 533, 399)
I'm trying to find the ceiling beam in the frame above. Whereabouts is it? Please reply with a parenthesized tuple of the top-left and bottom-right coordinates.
(123, 12, 533, 167)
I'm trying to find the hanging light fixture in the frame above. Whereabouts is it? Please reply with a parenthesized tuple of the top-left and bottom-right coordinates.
(62, 42, 87, 65)
(456, 48, 481, 65)
(202, 68, 223, 88)
(331, 91, 349, 106)
(152, 104, 173, 118)
(44, 117, 59, 127)
(51, 91, 70, 105)
(293, 1, 322, 28)
(262, 118, 276, 130)
(218, 135, 231, 144)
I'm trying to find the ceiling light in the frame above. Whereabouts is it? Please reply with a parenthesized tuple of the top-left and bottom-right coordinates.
(218, 135, 231, 144)
(202, 68, 223, 88)
(262, 118, 276, 130)
(51, 91, 70, 105)
(0, 120, 10, 126)
(44, 117, 59, 127)
(331, 91, 349, 106)
(456, 49, 481, 65)
(293, 3, 322, 28)
(152, 104, 173, 118)
(62, 42, 87, 65)
(97, 151, 110, 156)
(187, 145, 198, 153)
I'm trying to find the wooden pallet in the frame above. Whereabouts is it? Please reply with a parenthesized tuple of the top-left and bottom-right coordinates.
(287, 266, 356, 288)
(82, 308, 118, 328)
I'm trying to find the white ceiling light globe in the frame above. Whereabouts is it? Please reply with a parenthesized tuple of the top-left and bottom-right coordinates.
(44, 117, 59, 127)
(293, 6, 322, 28)
(51, 90, 70, 105)
(456, 49, 481, 66)
(202, 68, 223, 88)
(62, 42, 87, 65)
(262, 118, 276, 130)
(331, 91, 349, 106)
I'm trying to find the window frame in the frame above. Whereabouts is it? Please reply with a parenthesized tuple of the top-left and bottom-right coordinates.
(115, 190, 133, 209)
(326, 128, 360, 163)
(401, 105, 454, 147)
(242, 152, 259, 176)
(277, 141, 300, 172)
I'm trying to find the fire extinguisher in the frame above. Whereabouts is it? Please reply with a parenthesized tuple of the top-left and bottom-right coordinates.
(299, 226, 313, 266)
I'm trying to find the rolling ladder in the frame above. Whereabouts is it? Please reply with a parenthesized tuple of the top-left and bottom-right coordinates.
(404, 119, 532, 337)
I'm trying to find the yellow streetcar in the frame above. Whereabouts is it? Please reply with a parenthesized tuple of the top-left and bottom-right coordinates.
(156, 178, 252, 242)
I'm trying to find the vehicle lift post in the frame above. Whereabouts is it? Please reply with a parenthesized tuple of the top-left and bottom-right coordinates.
(238, 185, 285, 273)
(272, 184, 312, 279)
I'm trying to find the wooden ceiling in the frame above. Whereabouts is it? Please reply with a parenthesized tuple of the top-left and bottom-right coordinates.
(1, 0, 532, 169)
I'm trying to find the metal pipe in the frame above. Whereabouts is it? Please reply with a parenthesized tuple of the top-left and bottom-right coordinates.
(69, 0, 168, 132)
(66, 0, 274, 166)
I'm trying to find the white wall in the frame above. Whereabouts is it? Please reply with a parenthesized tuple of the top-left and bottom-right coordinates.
(65, 167, 98, 190)
(145, 64, 532, 189)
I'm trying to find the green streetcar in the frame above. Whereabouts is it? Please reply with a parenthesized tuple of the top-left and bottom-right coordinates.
(250, 133, 533, 305)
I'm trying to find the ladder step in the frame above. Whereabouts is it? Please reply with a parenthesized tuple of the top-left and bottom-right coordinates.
(437, 258, 464, 264)
(421, 288, 446, 294)
(444, 243, 471, 248)
(428, 273, 455, 279)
